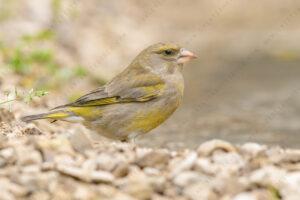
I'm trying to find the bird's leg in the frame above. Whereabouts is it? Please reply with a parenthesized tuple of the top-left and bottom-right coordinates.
(120, 137, 136, 144)
(119, 137, 137, 150)
(127, 132, 139, 144)
(121, 139, 128, 143)
(128, 137, 136, 144)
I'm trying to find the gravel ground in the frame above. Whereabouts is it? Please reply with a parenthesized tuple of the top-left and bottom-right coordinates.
(1, 106, 300, 200)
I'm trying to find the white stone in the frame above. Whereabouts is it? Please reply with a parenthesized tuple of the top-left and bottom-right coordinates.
(280, 172, 300, 199)
(232, 193, 257, 200)
(250, 166, 286, 187)
(198, 140, 236, 156)
(173, 171, 209, 187)
(0, 148, 14, 159)
(169, 152, 197, 178)
(241, 143, 267, 156)
(195, 158, 218, 175)
(183, 183, 216, 200)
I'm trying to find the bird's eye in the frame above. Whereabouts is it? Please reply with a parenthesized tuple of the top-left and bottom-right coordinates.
(164, 49, 172, 55)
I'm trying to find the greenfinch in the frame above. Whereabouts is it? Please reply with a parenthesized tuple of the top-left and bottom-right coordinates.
(21, 43, 196, 142)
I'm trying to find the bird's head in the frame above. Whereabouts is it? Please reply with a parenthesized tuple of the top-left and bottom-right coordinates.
(136, 43, 197, 74)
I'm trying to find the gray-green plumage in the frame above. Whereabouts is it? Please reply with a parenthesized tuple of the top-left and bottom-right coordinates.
(21, 43, 196, 142)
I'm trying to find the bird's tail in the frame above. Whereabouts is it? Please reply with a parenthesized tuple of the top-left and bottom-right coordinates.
(21, 113, 48, 122)
(21, 110, 70, 122)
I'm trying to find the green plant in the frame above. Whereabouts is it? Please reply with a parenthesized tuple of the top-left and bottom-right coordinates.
(0, 30, 103, 105)
(1, 30, 90, 91)
(0, 87, 48, 111)
(268, 185, 281, 200)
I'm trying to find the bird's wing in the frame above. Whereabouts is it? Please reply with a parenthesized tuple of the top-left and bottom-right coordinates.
(52, 73, 164, 109)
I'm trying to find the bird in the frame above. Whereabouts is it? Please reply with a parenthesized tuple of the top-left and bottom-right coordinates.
(21, 43, 197, 142)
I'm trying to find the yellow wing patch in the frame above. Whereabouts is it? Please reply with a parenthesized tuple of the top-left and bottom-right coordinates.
(45, 107, 103, 120)
(73, 83, 164, 106)
(65, 107, 102, 118)
(135, 83, 164, 101)
(81, 97, 121, 106)
(45, 112, 70, 119)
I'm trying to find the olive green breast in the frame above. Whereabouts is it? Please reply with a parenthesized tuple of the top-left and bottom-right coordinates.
(126, 80, 184, 134)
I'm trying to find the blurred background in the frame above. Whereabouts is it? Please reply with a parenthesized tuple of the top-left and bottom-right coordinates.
(0, 0, 300, 149)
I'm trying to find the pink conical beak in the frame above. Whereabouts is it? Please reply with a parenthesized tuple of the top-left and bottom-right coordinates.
(177, 48, 197, 64)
